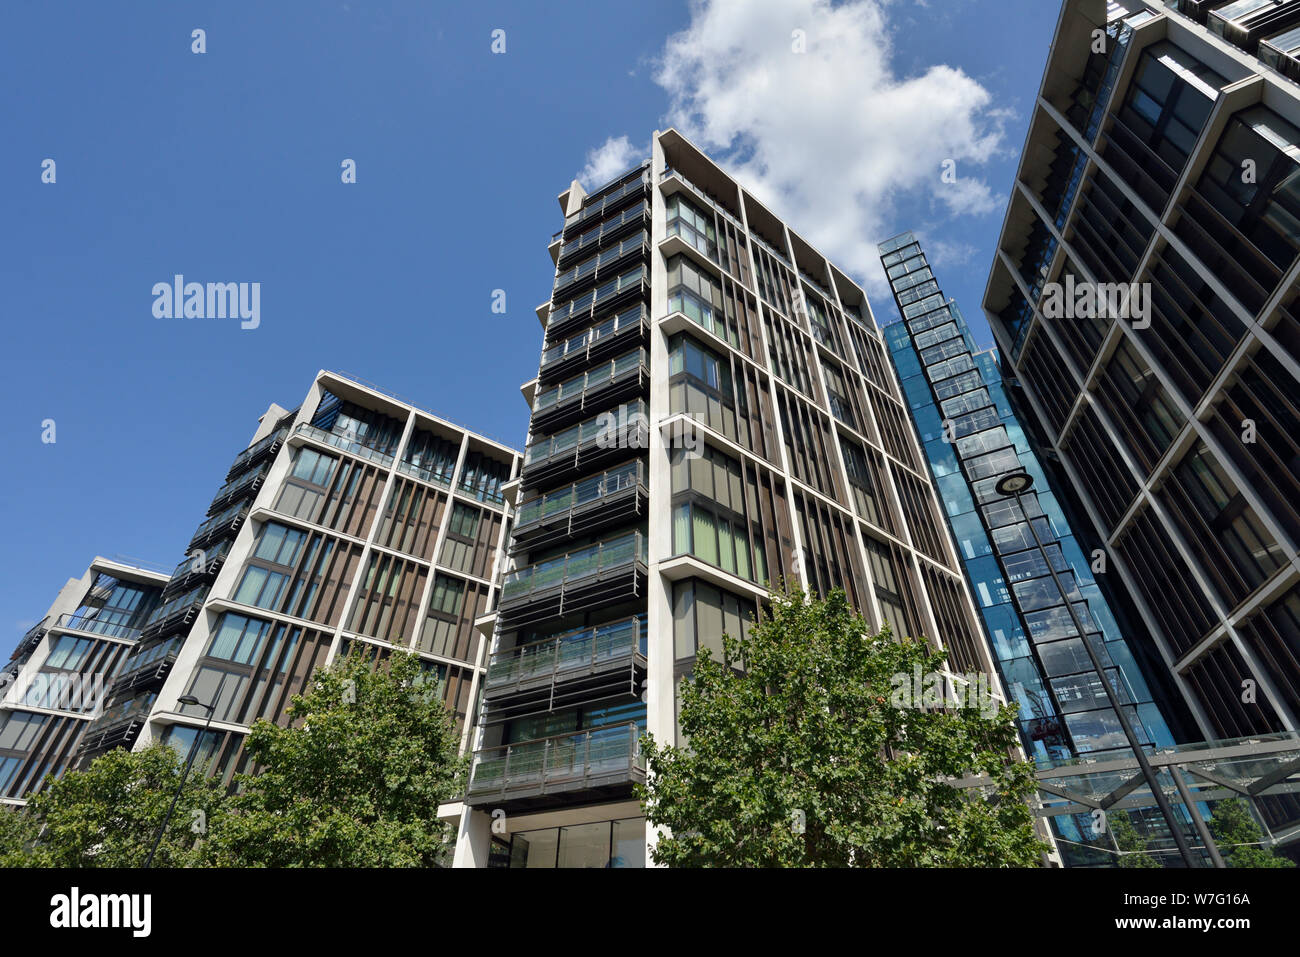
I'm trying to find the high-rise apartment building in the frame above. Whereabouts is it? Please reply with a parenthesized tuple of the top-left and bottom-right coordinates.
(983, 0, 1300, 763)
(452, 130, 1007, 868)
(1, 559, 167, 803)
(70, 370, 520, 785)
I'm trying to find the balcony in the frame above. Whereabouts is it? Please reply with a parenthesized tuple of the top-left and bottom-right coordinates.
(660, 167, 743, 230)
(545, 266, 648, 340)
(465, 721, 644, 810)
(530, 349, 649, 433)
(497, 532, 647, 630)
(10, 618, 50, 663)
(51, 612, 144, 643)
(137, 588, 207, 643)
(78, 695, 156, 756)
(520, 400, 649, 489)
(291, 422, 395, 468)
(512, 460, 646, 552)
(1261, 24, 1300, 80)
(225, 426, 287, 482)
(556, 201, 650, 270)
(561, 173, 650, 238)
(161, 546, 229, 598)
(207, 463, 269, 516)
(395, 458, 452, 488)
(539, 305, 648, 384)
(482, 617, 646, 723)
(552, 234, 649, 303)
(188, 501, 249, 552)
(1210, 0, 1300, 55)
(108, 638, 181, 696)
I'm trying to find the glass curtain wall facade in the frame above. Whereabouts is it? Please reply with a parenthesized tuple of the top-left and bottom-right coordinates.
(882, 231, 1185, 864)
(77, 370, 520, 789)
(454, 129, 1004, 868)
(1, 560, 166, 802)
(984, 0, 1300, 843)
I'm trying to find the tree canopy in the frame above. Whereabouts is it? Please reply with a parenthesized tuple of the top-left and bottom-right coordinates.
(199, 646, 466, 867)
(638, 588, 1047, 867)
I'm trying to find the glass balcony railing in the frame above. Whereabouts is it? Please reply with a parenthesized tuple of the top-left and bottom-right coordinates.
(226, 426, 287, 479)
(499, 532, 644, 606)
(112, 636, 183, 688)
(557, 201, 649, 266)
(485, 616, 646, 691)
(467, 721, 644, 800)
(547, 266, 646, 332)
(188, 500, 249, 548)
(83, 692, 157, 738)
(209, 462, 269, 511)
(553, 235, 647, 296)
(396, 458, 452, 487)
(540, 305, 645, 369)
(659, 167, 743, 230)
(294, 422, 395, 467)
(53, 612, 144, 642)
(563, 174, 649, 232)
(523, 400, 648, 467)
(515, 461, 643, 530)
(533, 349, 647, 414)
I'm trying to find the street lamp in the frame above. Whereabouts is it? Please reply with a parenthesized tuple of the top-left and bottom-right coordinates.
(993, 470, 1199, 868)
(143, 694, 217, 868)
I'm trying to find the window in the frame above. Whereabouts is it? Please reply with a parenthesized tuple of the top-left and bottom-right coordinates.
(420, 574, 469, 659)
(1163, 441, 1285, 602)
(671, 579, 755, 661)
(507, 818, 645, 868)
(292, 447, 337, 485)
(441, 503, 483, 574)
(42, 634, 94, 671)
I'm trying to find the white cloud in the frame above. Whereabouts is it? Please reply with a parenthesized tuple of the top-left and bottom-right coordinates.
(578, 135, 645, 190)
(926, 237, 978, 269)
(650, 0, 1009, 291)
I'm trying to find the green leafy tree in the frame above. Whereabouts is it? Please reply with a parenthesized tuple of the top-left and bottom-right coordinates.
(1208, 799, 1294, 868)
(0, 804, 43, 867)
(1109, 812, 1161, 868)
(638, 589, 1047, 867)
(201, 646, 466, 867)
(0, 744, 224, 867)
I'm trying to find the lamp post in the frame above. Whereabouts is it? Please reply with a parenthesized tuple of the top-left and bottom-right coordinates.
(993, 471, 1198, 868)
(143, 695, 217, 868)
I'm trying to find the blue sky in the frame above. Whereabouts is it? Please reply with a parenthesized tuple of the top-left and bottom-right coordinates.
(0, 0, 1057, 656)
